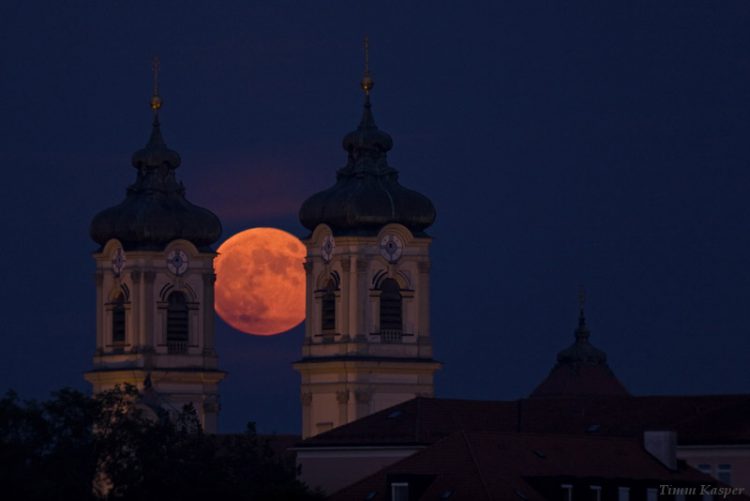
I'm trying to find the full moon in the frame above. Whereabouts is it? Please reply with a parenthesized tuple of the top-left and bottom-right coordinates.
(214, 227, 306, 336)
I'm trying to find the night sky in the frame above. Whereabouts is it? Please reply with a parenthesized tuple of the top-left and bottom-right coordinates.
(2, 1, 750, 434)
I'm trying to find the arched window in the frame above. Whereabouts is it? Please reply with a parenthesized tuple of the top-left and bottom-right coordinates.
(112, 293, 126, 344)
(379, 278, 402, 333)
(321, 280, 336, 332)
(167, 291, 189, 353)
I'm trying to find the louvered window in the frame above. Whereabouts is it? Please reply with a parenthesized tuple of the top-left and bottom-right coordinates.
(112, 294, 125, 344)
(379, 278, 402, 331)
(321, 280, 336, 331)
(167, 292, 188, 353)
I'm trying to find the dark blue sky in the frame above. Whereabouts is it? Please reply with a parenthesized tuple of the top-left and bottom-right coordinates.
(1, 1, 749, 433)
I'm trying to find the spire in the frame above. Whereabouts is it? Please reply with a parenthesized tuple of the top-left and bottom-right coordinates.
(360, 35, 374, 96)
(91, 58, 221, 251)
(151, 56, 163, 119)
(576, 286, 590, 341)
(131, 57, 180, 169)
(530, 289, 630, 397)
(357, 36, 378, 132)
(341, 36, 393, 167)
(555, 287, 605, 365)
(298, 37, 436, 236)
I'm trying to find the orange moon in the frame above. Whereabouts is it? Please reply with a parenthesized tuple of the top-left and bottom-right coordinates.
(214, 227, 306, 336)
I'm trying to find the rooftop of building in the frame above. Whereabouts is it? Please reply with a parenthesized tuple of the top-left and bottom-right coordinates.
(298, 394, 750, 449)
(329, 431, 746, 501)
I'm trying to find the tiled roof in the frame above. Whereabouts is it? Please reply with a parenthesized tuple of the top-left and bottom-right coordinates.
(530, 363, 630, 397)
(330, 432, 742, 501)
(299, 394, 750, 448)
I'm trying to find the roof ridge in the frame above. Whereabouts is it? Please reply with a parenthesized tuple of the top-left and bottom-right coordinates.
(464, 430, 646, 443)
(635, 393, 750, 399)
(461, 430, 492, 501)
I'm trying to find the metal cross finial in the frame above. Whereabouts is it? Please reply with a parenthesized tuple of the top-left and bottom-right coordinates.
(151, 56, 162, 112)
(360, 35, 374, 95)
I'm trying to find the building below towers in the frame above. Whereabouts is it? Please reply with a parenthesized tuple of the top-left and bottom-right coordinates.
(289, 49, 749, 498)
(294, 309, 750, 497)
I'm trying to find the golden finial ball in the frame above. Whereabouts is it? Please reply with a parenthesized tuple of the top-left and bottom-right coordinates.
(360, 75, 374, 94)
(150, 95, 162, 110)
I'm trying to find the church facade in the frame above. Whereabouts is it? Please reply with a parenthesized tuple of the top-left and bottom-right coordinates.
(86, 79, 225, 433)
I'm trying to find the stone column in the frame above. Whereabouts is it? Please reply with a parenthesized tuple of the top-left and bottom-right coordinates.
(304, 260, 314, 340)
(354, 389, 371, 420)
(348, 256, 359, 337)
(341, 258, 351, 338)
(202, 397, 220, 434)
(95, 271, 104, 353)
(336, 390, 349, 426)
(356, 258, 369, 339)
(202, 271, 216, 357)
(417, 260, 431, 341)
(130, 270, 142, 349)
(301, 392, 313, 439)
(144, 271, 156, 349)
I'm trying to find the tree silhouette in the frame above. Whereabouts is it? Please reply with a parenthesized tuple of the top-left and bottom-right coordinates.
(0, 386, 321, 501)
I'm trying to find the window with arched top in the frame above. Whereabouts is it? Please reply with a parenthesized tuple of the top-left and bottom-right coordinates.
(321, 280, 336, 332)
(167, 291, 189, 353)
(112, 293, 126, 344)
(379, 278, 402, 335)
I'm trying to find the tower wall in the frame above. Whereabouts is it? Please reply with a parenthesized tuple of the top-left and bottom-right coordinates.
(85, 239, 225, 432)
(294, 224, 440, 438)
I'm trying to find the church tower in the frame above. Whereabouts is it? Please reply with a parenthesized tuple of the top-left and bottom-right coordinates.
(86, 61, 225, 432)
(295, 41, 441, 438)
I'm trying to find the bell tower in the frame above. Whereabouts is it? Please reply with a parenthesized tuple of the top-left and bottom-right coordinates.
(294, 40, 441, 438)
(86, 60, 225, 432)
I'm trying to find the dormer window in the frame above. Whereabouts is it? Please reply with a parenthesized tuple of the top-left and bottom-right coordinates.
(618, 487, 630, 501)
(561, 484, 573, 501)
(391, 482, 409, 501)
(717, 464, 732, 484)
(590, 486, 602, 501)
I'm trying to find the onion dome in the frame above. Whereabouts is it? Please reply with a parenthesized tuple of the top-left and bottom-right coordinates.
(556, 309, 607, 366)
(90, 66, 221, 251)
(299, 43, 435, 236)
(531, 300, 629, 398)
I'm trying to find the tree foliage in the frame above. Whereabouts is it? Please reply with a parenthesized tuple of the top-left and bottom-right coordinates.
(0, 386, 322, 501)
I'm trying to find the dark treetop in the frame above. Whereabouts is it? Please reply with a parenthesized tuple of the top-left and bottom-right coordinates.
(90, 114, 222, 252)
(298, 86, 436, 237)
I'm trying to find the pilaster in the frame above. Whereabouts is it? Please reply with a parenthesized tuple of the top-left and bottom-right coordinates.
(336, 390, 349, 424)
(417, 259, 430, 342)
(95, 271, 104, 352)
(130, 270, 142, 349)
(202, 271, 216, 356)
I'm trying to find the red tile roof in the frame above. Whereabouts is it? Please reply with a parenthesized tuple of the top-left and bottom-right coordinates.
(299, 394, 750, 448)
(330, 432, 745, 501)
(530, 363, 630, 397)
